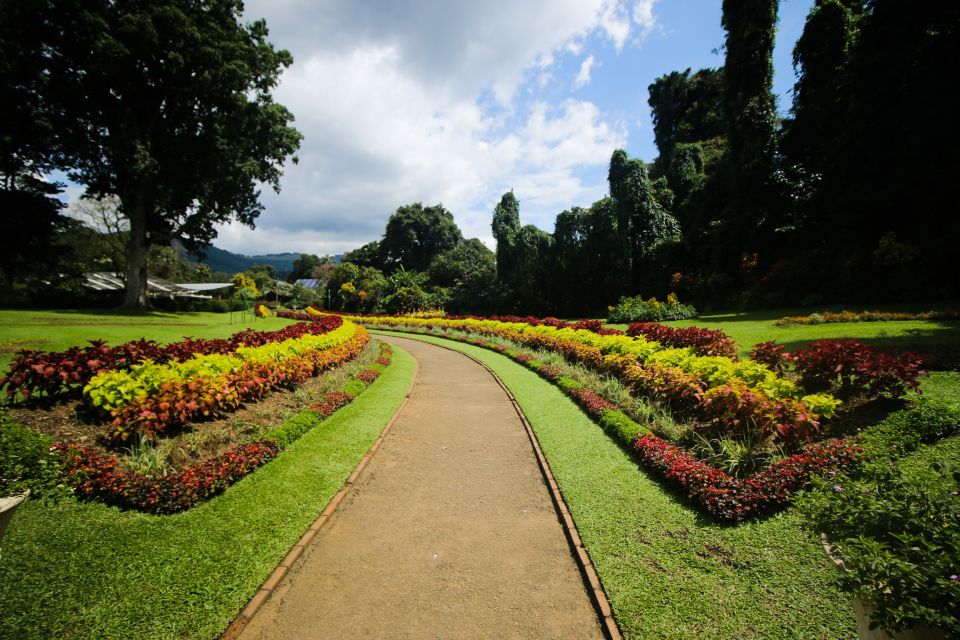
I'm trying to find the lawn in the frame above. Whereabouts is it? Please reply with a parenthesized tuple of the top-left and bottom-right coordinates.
(375, 331, 857, 639)
(0, 309, 297, 371)
(0, 344, 416, 639)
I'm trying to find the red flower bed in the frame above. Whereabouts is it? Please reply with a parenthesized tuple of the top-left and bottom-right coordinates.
(568, 387, 617, 416)
(55, 440, 279, 514)
(1, 315, 344, 402)
(634, 434, 862, 521)
(626, 322, 737, 358)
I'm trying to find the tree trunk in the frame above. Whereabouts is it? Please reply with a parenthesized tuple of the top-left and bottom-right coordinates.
(121, 203, 150, 309)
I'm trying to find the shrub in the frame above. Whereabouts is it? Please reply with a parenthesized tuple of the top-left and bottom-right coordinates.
(627, 322, 737, 358)
(0, 412, 62, 497)
(859, 401, 960, 457)
(749, 340, 795, 375)
(801, 457, 960, 635)
(607, 292, 697, 323)
(793, 339, 926, 399)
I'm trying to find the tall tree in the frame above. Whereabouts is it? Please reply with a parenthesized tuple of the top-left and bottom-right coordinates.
(721, 0, 779, 256)
(608, 149, 681, 294)
(10, 0, 302, 308)
(647, 68, 725, 176)
(380, 203, 463, 272)
(491, 191, 521, 282)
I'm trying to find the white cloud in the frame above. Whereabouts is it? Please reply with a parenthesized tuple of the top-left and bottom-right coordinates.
(210, 0, 648, 256)
(633, 0, 658, 40)
(574, 55, 596, 89)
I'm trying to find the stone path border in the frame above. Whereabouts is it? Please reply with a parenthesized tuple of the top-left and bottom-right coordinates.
(222, 332, 623, 640)
(220, 351, 421, 640)
(379, 331, 622, 640)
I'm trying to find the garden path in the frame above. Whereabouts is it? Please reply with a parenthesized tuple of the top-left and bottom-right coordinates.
(238, 335, 604, 639)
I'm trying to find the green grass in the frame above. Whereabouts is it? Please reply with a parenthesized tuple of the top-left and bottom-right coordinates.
(0, 344, 415, 639)
(0, 309, 297, 371)
(375, 331, 856, 639)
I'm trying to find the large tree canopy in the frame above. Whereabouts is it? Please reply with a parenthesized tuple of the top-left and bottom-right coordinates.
(380, 203, 463, 272)
(6, 0, 302, 307)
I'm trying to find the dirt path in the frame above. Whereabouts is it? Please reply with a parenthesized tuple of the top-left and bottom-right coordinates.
(238, 335, 604, 640)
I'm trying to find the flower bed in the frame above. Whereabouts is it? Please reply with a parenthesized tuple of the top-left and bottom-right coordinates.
(774, 309, 960, 327)
(54, 340, 395, 514)
(367, 323, 862, 521)
(342, 313, 839, 446)
(86, 321, 368, 442)
(0, 315, 344, 402)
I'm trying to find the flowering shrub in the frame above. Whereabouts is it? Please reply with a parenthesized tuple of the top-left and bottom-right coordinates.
(802, 459, 960, 634)
(635, 434, 862, 521)
(626, 323, 737, 358)
(608, 292, 697, 323)
(1, 316, 344, 402)
(255, 304, 272, 318)
(775, 309, 960, 327)
(55, 440, 279, 514)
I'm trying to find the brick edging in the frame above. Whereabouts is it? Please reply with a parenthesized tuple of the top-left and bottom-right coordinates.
(377, 331, 623, 640)
(220, 349, 421, 640)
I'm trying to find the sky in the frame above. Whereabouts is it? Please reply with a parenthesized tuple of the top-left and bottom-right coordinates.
(68, 0, 816, 258)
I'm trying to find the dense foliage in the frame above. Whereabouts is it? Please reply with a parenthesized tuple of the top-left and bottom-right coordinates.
(802, 436, 960, 635)
(608, 293, 698, 323)
(0, 411, 62, 497)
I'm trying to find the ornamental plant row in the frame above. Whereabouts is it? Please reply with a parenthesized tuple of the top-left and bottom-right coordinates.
(100, 323, 369, 442)
(54, 341, 394, 514)
(0, 315, 343, 402)
(372, 325, 861, 521)
(350, 314, 839, 446)
(774, 308, 960, 327)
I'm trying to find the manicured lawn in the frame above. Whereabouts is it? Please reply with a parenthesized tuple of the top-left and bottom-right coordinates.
(0, 309, 296, 371)
(0, 344, 415, 639)
(375, 331, 857, 639)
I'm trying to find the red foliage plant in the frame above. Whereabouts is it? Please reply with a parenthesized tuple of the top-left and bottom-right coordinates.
(791, 339, 925, 399)
(55, 440, 279, 514)
(633, 434, 862, 521)
(626, 322, 737, 358)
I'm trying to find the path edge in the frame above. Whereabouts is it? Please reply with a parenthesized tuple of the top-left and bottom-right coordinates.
(376, 331, 623, 640)
(220, 345, 421, 640)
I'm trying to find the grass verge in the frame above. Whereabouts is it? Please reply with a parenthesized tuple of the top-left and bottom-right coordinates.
(0, 343, 415, 639)
(376, 330, 856, 639)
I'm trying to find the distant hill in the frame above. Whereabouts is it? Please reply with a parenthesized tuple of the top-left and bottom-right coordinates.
(181, 245, 340, 278)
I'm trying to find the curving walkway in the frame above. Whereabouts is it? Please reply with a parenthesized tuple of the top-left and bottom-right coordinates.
(238, 335, 604, 639)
